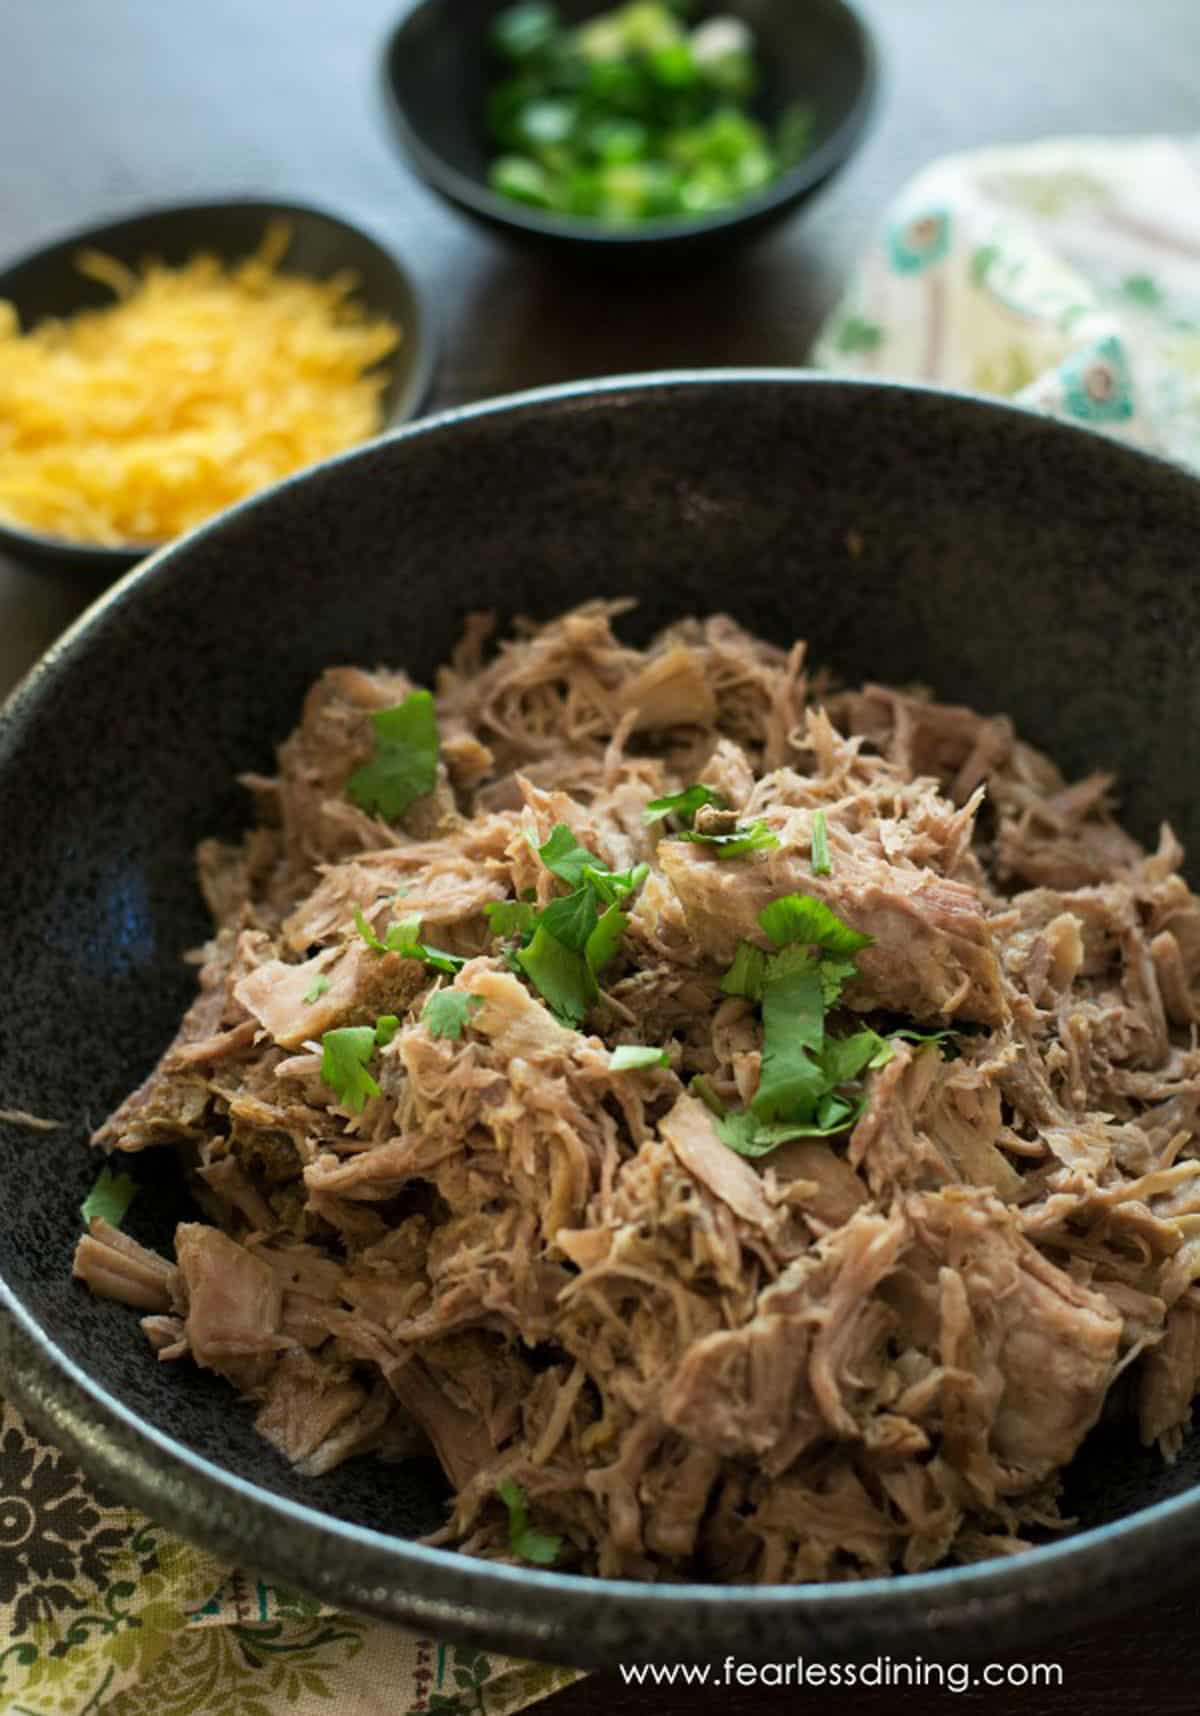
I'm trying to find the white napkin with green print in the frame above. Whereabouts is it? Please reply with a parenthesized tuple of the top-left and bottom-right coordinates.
(812, 134, 1200, 466)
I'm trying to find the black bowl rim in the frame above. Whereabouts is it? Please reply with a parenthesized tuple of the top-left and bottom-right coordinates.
(3, 369, 1200, 1664)
(380, 0, 879, 246)
(0, 195, 439, 571)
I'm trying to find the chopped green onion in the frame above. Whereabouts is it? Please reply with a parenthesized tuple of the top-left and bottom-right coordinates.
(811, 810, 832, 876)
(610, 1044, 670, 1071)
(81, 1165, 137, 1228)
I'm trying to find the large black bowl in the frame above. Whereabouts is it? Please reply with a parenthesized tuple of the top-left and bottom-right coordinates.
(1, 373, 1199, 1667)
(0, 199, 436, 578)
(382, 0, 877, 265)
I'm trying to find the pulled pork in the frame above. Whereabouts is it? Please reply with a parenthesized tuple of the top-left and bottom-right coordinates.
(74, 603, 1200, 1580)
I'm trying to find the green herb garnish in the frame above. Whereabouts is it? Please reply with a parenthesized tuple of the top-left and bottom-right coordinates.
(535, 823, 601, 887)
(757, 892, 871, 956)
(423, 991, 483, 1041)
(302, 975, 331, 1005)
(811, 809, 832, 876)
(319, 1015, 400, 1113)
(539, 886, 601, 952)
(610, 1044, 671, 1071)
(485, 899, 539, 939)
(674, 820, 779, 859)
(712, 893, 954, 1157)
(518, 925, 597, 1028)
(81, 1165, 137, 1228)
(497, 1478, 562, 1566)
(719, 941, 768, 1000)
(354, 905, 465, 976)
(643, 784, 727, 826)
(346, 689, 439, 822)
(494, 824, 649, 1024)
(373, 1014, 401, 1048)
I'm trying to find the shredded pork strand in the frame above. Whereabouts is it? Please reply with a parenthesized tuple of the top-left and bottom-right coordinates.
(72, 602, 1200, 1581)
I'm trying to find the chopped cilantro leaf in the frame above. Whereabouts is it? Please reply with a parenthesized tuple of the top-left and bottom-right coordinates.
(302, 974, 330, 1005)
(355, 904, 465, 975)
(815, 954, 860, 1008)
(535, 823, 601, 886)
(497, 1478, 562, 1566)
(506, 823, 645, 1019)
(821, 1027, 890, 1086)
(710, 896, 952, 1160)
(354, 903, 388, 953)
(346, 689, 440, 822)
(534, 825, 649, 904)
(716, 1102, 868, 1157)
(757, 892, 872, 955)
(585, 902, 626, 976)
(374, 1014, 400, 1048)
(81, 1165, 137, 1228)
(582, 860, 649, 906)
(811, 809, 832, 876)
(485, 899, 538, 939)
(424, 990, 483, 1040)
(610, 1044, 670, 1071)
(518, 926, 597, 1027)
(643, 784, 727, 826)
(675, 820, 779, 859)
(320, 1025, 381, 1113)
(752, 957, 826, 1123)
(720, 941, 768, 1001)
(385, 912, 424, 950)
(540, 885, 599, 952)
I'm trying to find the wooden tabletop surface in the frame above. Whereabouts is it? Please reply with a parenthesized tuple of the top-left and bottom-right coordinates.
(3, 1, 1200, 1708)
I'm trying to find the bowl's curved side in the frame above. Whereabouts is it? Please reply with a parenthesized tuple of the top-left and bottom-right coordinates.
(3, 372, 1200, 1665)
(3, 1275, 1199, 1669)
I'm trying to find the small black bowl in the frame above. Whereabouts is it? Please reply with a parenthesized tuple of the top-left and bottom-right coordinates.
(0, 199, 437, 579)
(382, 0, 878, 265)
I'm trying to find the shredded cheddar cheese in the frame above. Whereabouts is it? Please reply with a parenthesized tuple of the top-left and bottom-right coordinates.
(0, 222, 401, 546)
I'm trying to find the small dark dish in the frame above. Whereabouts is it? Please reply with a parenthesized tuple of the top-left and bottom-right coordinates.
(2, 373, 1200, 1666)
(382, 0, 877, 263)
(0, 199, 436, 579)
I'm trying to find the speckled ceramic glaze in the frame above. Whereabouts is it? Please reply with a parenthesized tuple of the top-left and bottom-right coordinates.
(1, 374, 1199, 1666)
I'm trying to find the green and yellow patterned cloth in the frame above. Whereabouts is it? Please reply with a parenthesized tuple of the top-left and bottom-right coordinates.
(0, 1398, 581, 1712)
(5, 132, 1200, 1716)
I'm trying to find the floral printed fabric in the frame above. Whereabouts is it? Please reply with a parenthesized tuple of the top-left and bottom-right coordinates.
(7, 130, 1200, 1716)
(812, 134, 1200, 468)
(0, 1397, 580, 1715)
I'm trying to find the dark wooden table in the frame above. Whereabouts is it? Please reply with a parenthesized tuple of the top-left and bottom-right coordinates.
(3, 0, 1200, 1708)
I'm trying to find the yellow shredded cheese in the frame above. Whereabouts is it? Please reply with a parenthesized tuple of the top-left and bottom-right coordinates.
(0, 222, 402, 546)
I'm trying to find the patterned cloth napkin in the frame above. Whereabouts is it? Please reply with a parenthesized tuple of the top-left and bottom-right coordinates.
(812, 133, 1200, 463)
(5, 132, 1200, 1716)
